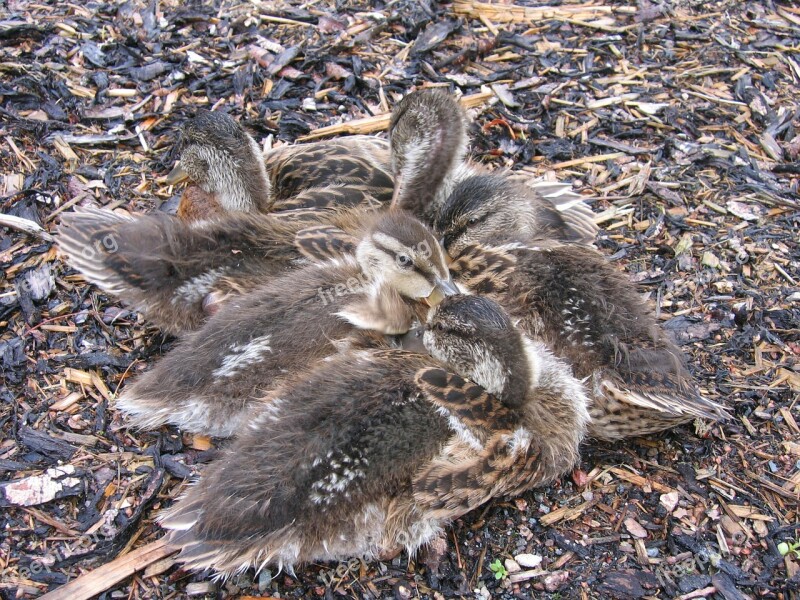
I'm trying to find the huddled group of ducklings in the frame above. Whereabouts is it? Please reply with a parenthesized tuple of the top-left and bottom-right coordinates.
(57, 89, 728, 577)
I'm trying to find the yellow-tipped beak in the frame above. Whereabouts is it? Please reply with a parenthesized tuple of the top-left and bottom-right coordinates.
(165, 162, 190, 185)
(424, 277, 459, 307)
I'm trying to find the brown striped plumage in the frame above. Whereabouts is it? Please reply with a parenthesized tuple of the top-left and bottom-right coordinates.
(168, 111, 392, 221)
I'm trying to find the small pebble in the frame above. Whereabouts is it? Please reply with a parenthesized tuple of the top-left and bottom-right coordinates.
(257, 569, 272, 591)
(186, 582, 217, 596)
(515, 553, 543, 569)
(504, 558, 521, 573)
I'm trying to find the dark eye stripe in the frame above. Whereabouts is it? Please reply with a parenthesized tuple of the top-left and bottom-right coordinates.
(373, 240, 440, 284)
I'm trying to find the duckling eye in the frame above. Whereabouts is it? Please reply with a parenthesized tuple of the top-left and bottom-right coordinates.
(467, 216, 480, 226)
(433, 322, 446, 332)
(396, 254, 413, 268)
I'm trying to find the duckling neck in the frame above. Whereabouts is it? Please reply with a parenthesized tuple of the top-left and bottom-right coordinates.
(216, 137, 272, 213)
(395, 129, 468, 221)
(519, 337, 590, 475)
(469, 340, 529, 408)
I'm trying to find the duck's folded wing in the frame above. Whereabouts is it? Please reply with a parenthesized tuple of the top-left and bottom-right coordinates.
(265, 137, 392, 201)
(602, 345, 730, 422)
(57, 209, 306, 333)
(293, 224, 358, 261)
(413, 433, 551, 519)
(415, 367, 517, 434)
(522, 179, 599, 245)
(272, 184, 390, 211)
(412, 367, 527, 518)
(449, 244, 517, 294)
(600, 372, 730, 422)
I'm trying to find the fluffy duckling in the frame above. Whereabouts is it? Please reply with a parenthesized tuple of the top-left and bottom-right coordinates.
(114, 211, 459, 437)
(160, 295, 590, 575)
(167, 110, 393, 219)
(388, 88, 598, 244)
(388, 88, 470, 221)
(444, 237, 730, 439)
(56, 207, 351, 333)
(57, 197, 431, 334)
(167, 111, 273, 215)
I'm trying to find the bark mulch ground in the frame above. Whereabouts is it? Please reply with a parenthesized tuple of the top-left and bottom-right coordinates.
(1, 1, 798, 598)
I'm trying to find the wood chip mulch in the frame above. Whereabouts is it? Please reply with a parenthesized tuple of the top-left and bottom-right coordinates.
(1, 1, 798, 599)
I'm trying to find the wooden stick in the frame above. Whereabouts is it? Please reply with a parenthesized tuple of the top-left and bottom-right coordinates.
(0, 213, 54, 242)
(37, 539, 179, 600)
(296, 90, 495, 141)
(452, 0, 636, 24)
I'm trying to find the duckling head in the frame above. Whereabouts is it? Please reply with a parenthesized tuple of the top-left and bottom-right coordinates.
(434, 174, 582, 256)
(355, 211, 458, 305)
(389, 89, 468, 219)
(424, 295, 530, 407)
(167, 111, 272, 214)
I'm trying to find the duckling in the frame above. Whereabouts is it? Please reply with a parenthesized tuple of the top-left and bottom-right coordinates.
(174, 98, 595, 239)
(56, 207, 355, 333)
(56, 204, 456, 334)
(114, 210, 458, 437)
(388, 88, 470, 221)
(435, 174, 599, 251)
(167, 110, 394, 219)
(168, 110, 273, 215)
(443, 238, 730, 439)
(388, 88, 598, 244)
(160, 295, 590, 575)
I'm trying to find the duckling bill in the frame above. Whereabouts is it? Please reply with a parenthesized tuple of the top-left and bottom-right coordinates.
(160, 295, 589, 576)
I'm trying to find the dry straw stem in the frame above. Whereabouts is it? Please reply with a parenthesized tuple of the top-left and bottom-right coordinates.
(452, 0, 637, 23)
(297, 90, 495, 141)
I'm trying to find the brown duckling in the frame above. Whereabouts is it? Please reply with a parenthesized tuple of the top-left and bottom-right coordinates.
(114, 211, 458, 437)
(160, 295, 589, 575)
(388, 88, 470, 221)
(56, 198, 426, 334)
(167, 110, 393, 219)
(435, 174, 599, 251)
(443, 243, 729, 439)
(388, 88, 598, 244)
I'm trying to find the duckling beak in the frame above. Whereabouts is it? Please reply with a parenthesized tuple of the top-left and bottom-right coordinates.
(424, 277, 459, 307)
(165, 162, 190, 185)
